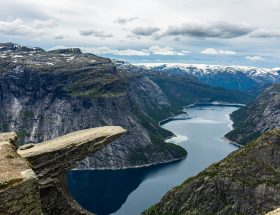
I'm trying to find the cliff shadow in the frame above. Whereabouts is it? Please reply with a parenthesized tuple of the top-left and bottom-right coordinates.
(67, 160, 182, 215)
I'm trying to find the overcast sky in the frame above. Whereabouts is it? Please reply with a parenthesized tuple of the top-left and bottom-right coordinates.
(0, 0, 280, 67)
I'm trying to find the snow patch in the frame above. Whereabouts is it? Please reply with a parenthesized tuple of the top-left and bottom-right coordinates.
(13, 55, 23, 58)
(135, 63, 279, 77)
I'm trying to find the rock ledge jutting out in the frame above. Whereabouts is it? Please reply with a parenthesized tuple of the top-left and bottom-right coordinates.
(0, 126, 126, 215)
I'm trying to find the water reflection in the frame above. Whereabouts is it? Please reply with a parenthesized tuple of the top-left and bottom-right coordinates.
(68, 106, 239, 215)
(68, 160, 182, 215)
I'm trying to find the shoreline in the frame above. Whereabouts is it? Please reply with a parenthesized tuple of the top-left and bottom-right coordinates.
(75, 101, 244, 171)
(222, 136, 243, 148)
(72, 154, 187, 171)
(185, 101, 246, 108)
(159, 101, 245, 126)
(223, 107, 244, 148)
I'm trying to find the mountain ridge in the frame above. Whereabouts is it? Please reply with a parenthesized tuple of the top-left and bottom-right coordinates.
(134, 63, 280, 93)
(0, 43, 253, 169)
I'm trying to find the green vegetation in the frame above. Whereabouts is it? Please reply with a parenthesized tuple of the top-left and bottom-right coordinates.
(149, 74, 253, 109)
(143, 129, 280, 215)
(16, 130, 30, 138)
(128, 98, 187, 165)
(65, 72, 130, 99)
(0, 123, 9, 132)
(0, 178, 23, 190)
(225, 84, 280, 144)
(21, 111, 35, 119)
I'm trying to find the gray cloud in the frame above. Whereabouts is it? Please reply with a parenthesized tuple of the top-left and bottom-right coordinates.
(132, 26, 160, 36)
(0, 19, 30, 35)
(147, 45, 190, 55)
(0, 18, 57, 36)
(54, 34, 64, 40)
(79, 30, 113, 38)
(54, 45, 189, 56)
(251, 29, 280, 38)
(114, 17, 139, 25)
(201, 48, 236, 55)
(33, 19, 57, 29)
(246, 56, 264, 61)
(161, 22, 255, 39)
(1, 0, 279, 67)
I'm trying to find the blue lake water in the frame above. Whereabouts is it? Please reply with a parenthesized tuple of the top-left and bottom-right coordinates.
(68, 105, 239, 215)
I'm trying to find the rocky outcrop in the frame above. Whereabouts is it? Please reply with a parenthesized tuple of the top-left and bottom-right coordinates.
(225, 84, 280, 144)
(0, 132, 42, 215)
(143, 129, 280, 215)
(266, 208, 280, 215)
(0, 126, 125, 215)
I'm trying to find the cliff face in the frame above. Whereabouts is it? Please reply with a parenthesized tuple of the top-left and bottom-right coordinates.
(225, 84, 280, 144)
(148, 74, 252, 109)
(0, 127, 125, 215)
(0, 132, 42, 215)
(143, 129, 280, 215)
(0, 43, 251, 169)
(0, 43, 187, 169)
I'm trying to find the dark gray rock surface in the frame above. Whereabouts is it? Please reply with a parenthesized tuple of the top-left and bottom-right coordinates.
(143, 129, 280, 215)
(0, 43, 251, 169)
(226, 84, 280, 144)
(0, 43, 186, 169)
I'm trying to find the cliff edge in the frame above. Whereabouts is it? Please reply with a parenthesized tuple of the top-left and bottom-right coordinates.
(0, 126, 125, 215)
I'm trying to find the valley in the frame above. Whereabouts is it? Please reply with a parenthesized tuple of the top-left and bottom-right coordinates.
(143, 128, 280, 215)
(1, 43, 280, 215)
(1, 0, 280, 214)
(0, 43, 251, 170)
(68, 105, 239, 215)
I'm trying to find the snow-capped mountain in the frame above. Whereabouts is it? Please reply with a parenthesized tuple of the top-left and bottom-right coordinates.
(135, 63, 280, 92)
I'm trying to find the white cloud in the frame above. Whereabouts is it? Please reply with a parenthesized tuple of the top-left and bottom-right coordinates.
(201, 48, 219, 55)
(82, 47, 149, 56)
(83, 46, 190, 56)
(161, 21, 255, 39)
(79, 30, 113, 38)
(201, 48, 236, 55)
(114, 17, 139, 25)
(0, 18, 30, 35)
(148, 45, 189, 55)
(246, 56, 264, 61)
(2, 0, 280, 66)
(0, 18, 57, 36)
(50, 45, 189, 56)
(132, 26, 160, 36)
(218, 50, 237, 55)
(54, 34, 64, 40)
(33, 19, 57, 29)
(251, 29, 280, 38)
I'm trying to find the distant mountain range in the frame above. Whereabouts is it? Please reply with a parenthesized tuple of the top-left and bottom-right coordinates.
(134, 63, 280, 93)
